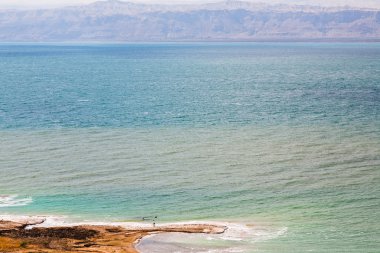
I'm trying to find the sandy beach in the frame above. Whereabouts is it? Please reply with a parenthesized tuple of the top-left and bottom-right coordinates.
(0, 218, 227, 253)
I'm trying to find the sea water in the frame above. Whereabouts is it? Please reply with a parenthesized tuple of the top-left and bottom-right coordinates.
(0, 43, 379, 252)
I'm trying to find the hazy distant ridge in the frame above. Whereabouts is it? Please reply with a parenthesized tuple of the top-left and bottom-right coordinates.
(0, 0, 379, 41)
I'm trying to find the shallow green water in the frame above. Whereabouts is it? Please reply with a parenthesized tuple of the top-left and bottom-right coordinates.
(0, 43, 379, 252)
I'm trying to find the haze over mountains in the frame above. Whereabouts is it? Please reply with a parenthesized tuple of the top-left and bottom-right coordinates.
(0, 0, 379, 41)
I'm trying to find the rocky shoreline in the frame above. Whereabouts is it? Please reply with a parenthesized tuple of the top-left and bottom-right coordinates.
(0, 218, 227, 253)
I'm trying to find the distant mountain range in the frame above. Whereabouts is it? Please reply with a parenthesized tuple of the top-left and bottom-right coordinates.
(0, 0, 379, 41)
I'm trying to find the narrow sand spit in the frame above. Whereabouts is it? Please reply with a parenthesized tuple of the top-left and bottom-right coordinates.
(0, 219, 227, 253)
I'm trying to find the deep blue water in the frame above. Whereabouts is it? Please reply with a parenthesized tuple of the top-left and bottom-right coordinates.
(0, 43, 379, 129)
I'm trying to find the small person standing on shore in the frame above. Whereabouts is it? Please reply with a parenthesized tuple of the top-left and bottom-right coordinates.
(152, 216, 157, 227)
(142, 215, 158, 227)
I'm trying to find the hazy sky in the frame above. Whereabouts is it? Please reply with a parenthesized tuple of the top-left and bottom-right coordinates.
(1, 0, 379, 9)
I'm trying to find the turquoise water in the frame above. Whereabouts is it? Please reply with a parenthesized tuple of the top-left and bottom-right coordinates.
(0, 43, 379, 252)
